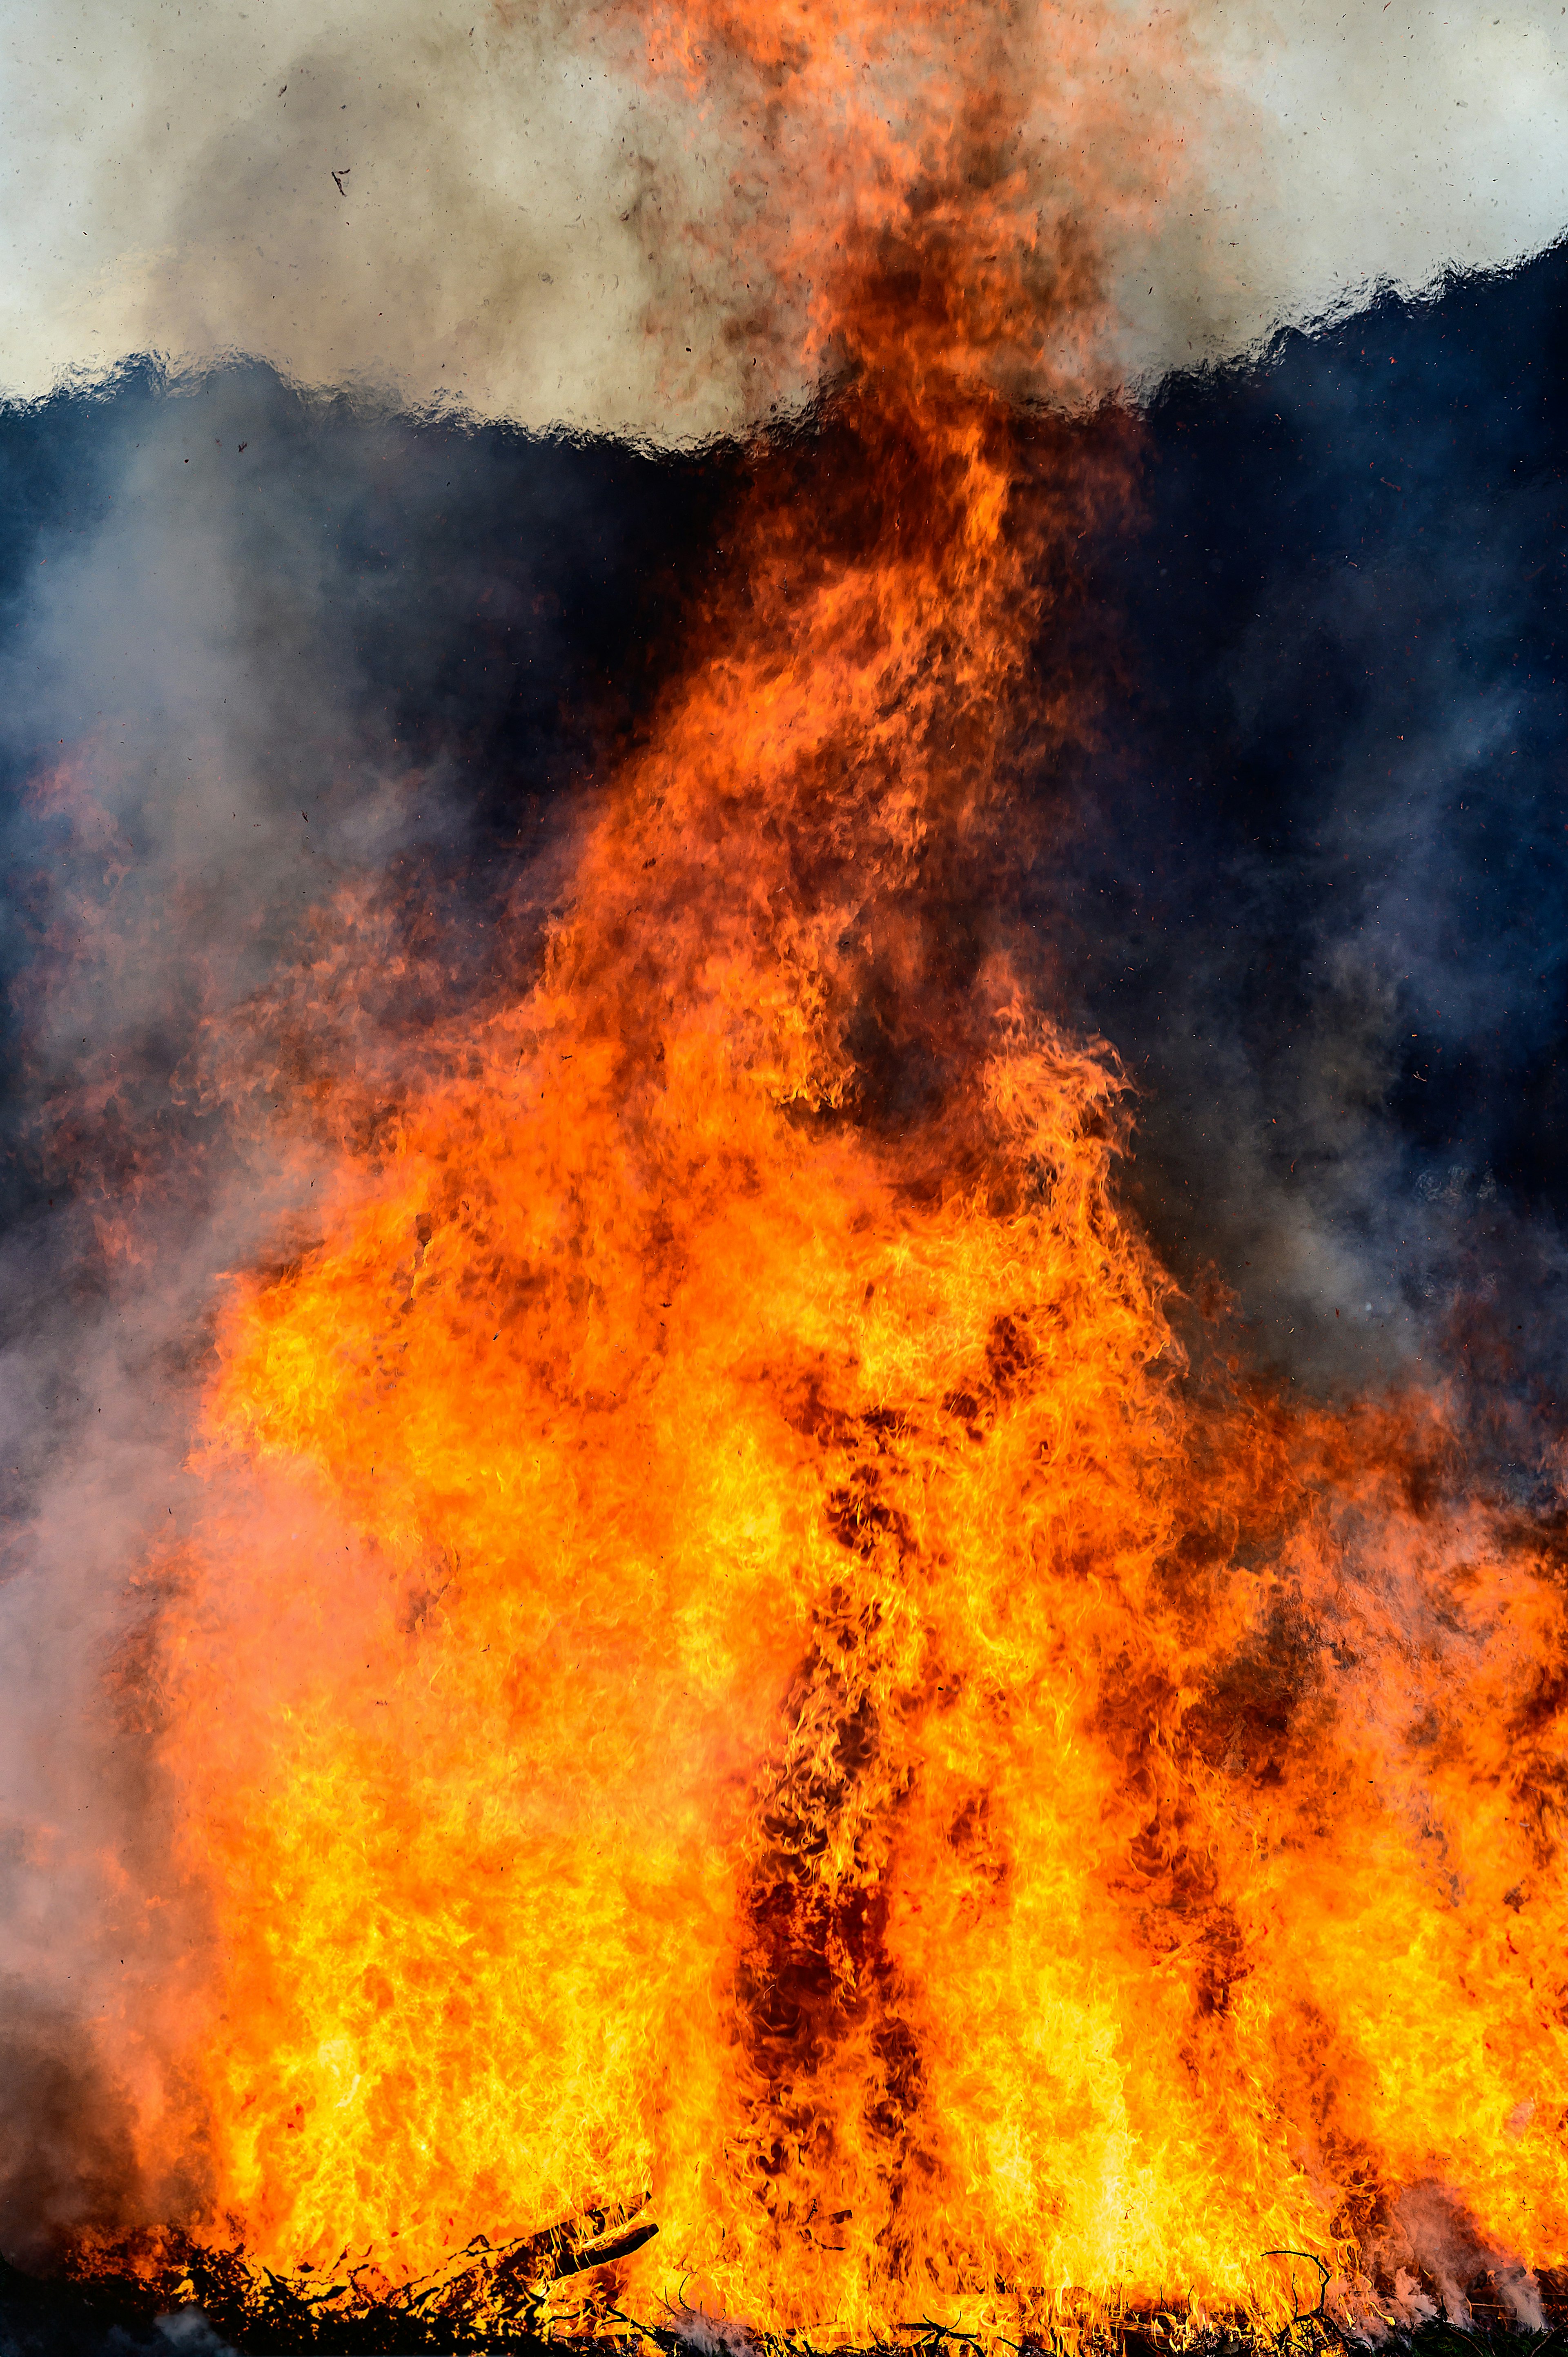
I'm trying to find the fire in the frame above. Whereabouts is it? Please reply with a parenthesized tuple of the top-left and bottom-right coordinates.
(63, 0, 1568, 2342)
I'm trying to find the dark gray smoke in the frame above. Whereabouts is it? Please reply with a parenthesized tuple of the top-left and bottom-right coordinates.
(1045, 246, 1568, 1476)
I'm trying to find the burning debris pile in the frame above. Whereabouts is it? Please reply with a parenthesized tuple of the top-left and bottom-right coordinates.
(4, 1, 1568, 2350)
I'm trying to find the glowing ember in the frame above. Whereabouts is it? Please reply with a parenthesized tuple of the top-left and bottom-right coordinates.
(53, 0, 1568, 2344)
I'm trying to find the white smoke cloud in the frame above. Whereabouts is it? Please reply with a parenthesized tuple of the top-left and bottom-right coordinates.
(2, 0, 1566, 434)
(1111, 0, 1568, 386)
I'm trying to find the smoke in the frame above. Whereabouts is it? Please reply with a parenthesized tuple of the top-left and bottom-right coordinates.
(0, 367, 726, 2265)
(0, 378, 392, 2266)
(1037, 248, 1568, 1451)
(1387, 2183, 1546, 2331)
(4, 0, 1567, 431)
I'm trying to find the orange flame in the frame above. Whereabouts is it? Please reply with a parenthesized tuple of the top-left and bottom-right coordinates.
(75, 0, 1568, 2342)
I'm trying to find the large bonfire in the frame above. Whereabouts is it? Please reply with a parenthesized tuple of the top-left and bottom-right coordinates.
(53, 0, 1568, 2343)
